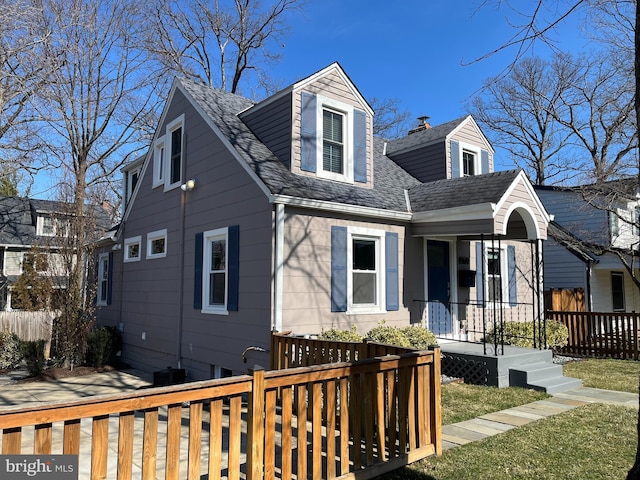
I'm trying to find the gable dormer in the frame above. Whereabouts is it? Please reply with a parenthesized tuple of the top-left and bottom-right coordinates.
(241, 63, 374, 188)
(386, 115, 494, 183)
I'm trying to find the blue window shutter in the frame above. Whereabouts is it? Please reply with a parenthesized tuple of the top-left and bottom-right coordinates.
(300, 92, 317, 172)
(354, 109, 367, 183)
(385, 232, 399, 311)
(107, 252, 114, 305)
(450, 140, 460, 178)
(507, 245, 517, 306)
(228, 225, 240, 311)
(194, 233, 203, 309)
(331, 226, 348, 312)
(475, 242, 484, 305)
(481, 149, 490, 174)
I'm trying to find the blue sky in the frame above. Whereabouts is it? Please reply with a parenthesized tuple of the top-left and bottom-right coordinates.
(269, 0, 593, 168)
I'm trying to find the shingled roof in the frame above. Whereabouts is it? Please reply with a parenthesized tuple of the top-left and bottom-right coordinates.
(407, 169, 522, 213)
(385, 116, 468, 156)
(180, 78, 421, 213)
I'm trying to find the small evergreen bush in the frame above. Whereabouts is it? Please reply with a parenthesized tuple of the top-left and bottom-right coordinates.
(318, 325, 363, 343)
(0, 331, 22, 369)
(366, 323, 412, 348)
(20, 340, 46, 376)
(401, 325, 438, 349)
(86, 326, 122, 368)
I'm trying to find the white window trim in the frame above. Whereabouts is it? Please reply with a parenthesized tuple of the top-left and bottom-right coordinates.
(97, 252, 109, 306)
(124, 236, 142, 262)
(484, 245, 509, 307)
(347, 226, 385, 314)
(146, 229, 167, 259)
(36, 215, 55, 236)
(164, 114, 185, 191)
(315, 95, 354, 184)
(153, 135, 165, 188)
(126, 166, 141, 201)
(202, 226, 229, 315)
(457, 141, 480, 178)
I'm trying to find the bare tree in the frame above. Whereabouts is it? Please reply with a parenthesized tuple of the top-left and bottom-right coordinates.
(29, 0, 162, 365)
(470, 56, 575, 185)
(0, 0, 53, 190)
(147, 0, 306, 96)
(369, 96, 413, 140)
(477, 2, 640, 477)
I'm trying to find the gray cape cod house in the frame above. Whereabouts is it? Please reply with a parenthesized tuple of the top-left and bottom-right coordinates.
(96, 63, 550, 379)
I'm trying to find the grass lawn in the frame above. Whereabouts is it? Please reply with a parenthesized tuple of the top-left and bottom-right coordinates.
(375, 358, 640, 479)
(441, 382, 548, 425)
(379, 403, 637, 480)
(563, 357, 640, 393)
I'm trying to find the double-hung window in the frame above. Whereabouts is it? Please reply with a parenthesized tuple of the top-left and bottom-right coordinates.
(97, 252, 110, 306)
(611, 272, 625, 311)
(486, 248, 504, 303)
(323, 109, 344, 174)
(153, 137, 165, 188)
(475, 243, 518, 307)
(197, 226, 239, 314)
(331, 226, 399, 314)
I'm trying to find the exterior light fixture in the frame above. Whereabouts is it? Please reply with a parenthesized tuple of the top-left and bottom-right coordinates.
(181, 179, 196, 191)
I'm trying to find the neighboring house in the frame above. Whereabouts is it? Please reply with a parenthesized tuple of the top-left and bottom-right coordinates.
(536, 180, 640, 312)
(0, 196, 78, 310)
(95, 63, 550, 379)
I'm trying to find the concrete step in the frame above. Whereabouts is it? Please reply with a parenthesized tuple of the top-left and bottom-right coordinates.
(510, 362, 582, 394)
(509, 362, 563, 385)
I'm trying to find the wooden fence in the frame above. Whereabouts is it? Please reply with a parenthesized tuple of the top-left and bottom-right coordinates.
(270, 332, 417, 370)
(0, 349, 442, 479)
(0, 311, 54, 357)
(544, 288, 585, 312)
(548, 310, 640, 360)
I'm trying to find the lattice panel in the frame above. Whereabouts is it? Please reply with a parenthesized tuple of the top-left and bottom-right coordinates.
(442, 353, 490, 386)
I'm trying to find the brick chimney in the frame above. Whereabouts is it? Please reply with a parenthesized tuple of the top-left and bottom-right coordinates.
(408, 116, 431, 135)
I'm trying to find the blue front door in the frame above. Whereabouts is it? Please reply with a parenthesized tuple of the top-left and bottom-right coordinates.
(427, 240, 451, 334)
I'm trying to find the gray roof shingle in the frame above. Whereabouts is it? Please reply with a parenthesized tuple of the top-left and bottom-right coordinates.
(408, 170, 521, 212)
(385, 116, 468, 155)
(180, 79, 421, 213)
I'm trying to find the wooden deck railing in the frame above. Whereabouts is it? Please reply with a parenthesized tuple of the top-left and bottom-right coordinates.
(270, 332, 417, 370)
(0, 349, 442, 479)
(548, 310, 640, 360)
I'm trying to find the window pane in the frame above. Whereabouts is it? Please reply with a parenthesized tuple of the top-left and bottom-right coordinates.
(322, 109, 344, 174)
(170, 127, 182, 184)
(209, 272, 226, 305)
(487, 250, 500, 275)
(151, 238, 165, 254)
(612, 273, 624, 310)
(463, 151, 475, 176)
(353, 239, 375, 270)
(210, 240, 226, 270)
(323, 110, 343, 142)
(353, 272, 376, 304)
(127, 243, 139, 258)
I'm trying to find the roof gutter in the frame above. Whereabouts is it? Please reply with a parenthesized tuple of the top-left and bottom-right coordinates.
(411, 202, 496, 223)
(270, 194, 412, 221)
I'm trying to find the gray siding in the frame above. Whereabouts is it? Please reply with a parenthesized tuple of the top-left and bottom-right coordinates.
(389, 142, 446, 183)
(536, 189, 609, 244)
(241, 94, 293, 169)
(542, 238, 588, 290)
(99, 89, 274, 379)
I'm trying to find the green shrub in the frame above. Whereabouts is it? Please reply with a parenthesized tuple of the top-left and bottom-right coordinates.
(20, 340, 46, 377)
(401, 325, 438, 349)
(318, 325, 363, 343)
(86, 326, 122, 368)
(488, 320, 568, 350)
(0, 331, 22, 369)
(366, 323, 412, 348)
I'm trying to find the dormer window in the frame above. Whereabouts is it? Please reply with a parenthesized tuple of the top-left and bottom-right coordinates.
(323, 108, 344, 174)
(37, 215, 70, 237)
(463, 150, 475, 176)
(126, 166, 141, 202)
(300, 92, 368, 184)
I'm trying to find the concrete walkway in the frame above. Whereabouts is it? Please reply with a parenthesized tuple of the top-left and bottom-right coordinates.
(442, 386, 639, 450)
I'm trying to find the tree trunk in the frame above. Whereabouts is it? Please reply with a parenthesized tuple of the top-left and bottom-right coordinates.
(629, 4, 640, 480)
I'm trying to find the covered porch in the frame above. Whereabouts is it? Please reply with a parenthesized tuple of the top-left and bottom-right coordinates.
(407, 170, 550, 354)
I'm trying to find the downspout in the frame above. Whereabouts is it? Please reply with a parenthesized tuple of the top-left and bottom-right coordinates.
(586, 262, 593, 312)
(273, 203, 285, 332)
(177, 188, 186, 369)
